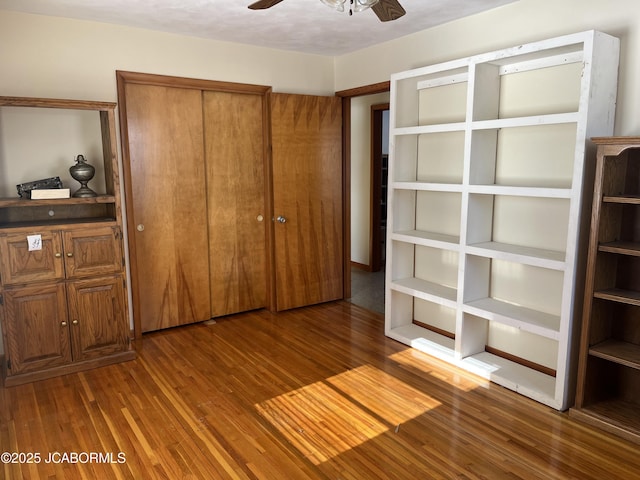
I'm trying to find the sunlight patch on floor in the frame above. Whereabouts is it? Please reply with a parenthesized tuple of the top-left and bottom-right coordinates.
(388, 350, 491, 392)
(255, 364, 440, 464)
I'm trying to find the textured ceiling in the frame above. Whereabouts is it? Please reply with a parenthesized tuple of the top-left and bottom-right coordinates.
(0, 0, 519, 56)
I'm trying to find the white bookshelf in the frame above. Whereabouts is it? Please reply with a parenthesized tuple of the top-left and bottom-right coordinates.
(385, 30, 620, 410)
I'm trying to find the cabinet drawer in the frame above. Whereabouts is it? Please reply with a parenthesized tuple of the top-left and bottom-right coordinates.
(62, 226, 123, 278)
(0, 232, 64, 285)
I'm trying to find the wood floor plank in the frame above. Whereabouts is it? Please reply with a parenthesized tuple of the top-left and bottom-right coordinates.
(2, 300, 640, 479)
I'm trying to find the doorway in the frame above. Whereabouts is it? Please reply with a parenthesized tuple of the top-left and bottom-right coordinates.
(350, 102, 388, 314)
(343, 92, 389, 314)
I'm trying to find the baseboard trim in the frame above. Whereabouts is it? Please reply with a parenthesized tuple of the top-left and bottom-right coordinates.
(351, 261, 372, 272)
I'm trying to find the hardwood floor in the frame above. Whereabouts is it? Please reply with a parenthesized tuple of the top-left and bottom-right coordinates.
(2, 301, 640, 479)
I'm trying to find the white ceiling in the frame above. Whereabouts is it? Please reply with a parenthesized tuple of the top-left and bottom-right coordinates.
(0, 0, 520, 56)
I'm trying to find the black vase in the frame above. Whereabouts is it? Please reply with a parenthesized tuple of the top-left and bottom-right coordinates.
(69, 154, 97, 198)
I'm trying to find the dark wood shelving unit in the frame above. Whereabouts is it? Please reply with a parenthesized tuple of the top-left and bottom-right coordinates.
(572, 136, 640, 444)
(0, 96, 134, 386)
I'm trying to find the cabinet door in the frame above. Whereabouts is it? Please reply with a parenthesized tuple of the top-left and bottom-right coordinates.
(2, 283, 71, 375)
(67, 276, 128, 361)
(123, 83, 211, 332)
(203, 90, 268, 316)
(271, 93, 344, 310)
(62, 226, 123, 278)
(0, 231, 64, 285)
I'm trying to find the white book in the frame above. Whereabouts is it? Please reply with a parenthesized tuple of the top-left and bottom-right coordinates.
(30, 188, 71, 199)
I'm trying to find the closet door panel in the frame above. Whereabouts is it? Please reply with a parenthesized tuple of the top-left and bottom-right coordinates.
(124, 84, 211, 332)
(271, 93, 343, 310)
(204, 91, 267, 316)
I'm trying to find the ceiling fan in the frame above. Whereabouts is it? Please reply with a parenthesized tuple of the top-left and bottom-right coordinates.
(248, 0, 406, 22)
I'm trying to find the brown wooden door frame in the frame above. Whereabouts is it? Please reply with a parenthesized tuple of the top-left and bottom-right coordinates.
(336, 81, 391, 298)
(116, 71, 273, 339)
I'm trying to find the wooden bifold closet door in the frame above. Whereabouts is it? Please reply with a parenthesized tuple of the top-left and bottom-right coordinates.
(118, 73, 270, 334)
(122, 83, 211, 333)
(203, 91, 268, 317)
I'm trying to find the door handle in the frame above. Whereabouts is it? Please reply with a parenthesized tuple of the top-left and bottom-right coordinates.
(276, 216, 287, 224)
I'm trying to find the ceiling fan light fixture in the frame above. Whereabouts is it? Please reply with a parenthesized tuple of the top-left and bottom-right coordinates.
(249, 0, 405, 22)
(320, 0, 346, 12)
(320, 0, 379, 15)
(352, 0, 380, 12)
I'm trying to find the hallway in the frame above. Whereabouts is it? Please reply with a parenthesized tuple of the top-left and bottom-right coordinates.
(349, 267, 385, 314)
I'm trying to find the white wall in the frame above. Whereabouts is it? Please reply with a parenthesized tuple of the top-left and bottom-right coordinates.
(0, 10, 336, 100)
(335, 0, 640, 136)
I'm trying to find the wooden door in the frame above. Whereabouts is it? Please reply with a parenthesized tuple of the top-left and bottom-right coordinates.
(2, 283, 71, 374)
(271, 93, 344, 310)
(122, 84, 211, 332)
(67, 276, 128, 361)
(62, 226, 123, 278)
(203, 91, 268, 316)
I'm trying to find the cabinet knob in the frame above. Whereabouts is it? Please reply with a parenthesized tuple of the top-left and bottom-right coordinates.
(276, 215, 287, 224)
(72, 320, 79, 325)
(61, 321, 67, 327)
(256, 214, 264, 222)
(137, 224, 145, 232)
(55, 253, 62, 258)
(66, 252, 73, 257)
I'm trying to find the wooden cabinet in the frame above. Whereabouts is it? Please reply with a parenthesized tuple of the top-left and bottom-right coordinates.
(385, 30, 619, 410)
(572, 137, 640, 443)
(62, 227, 124, 278)
(0, 230, 64, 284)
(0, 226, 122, 283)
(2, 283, 71, 375)
(0, 96, 135, 386)
(0, 225, 132, 386)
(67, 274, 128, 362)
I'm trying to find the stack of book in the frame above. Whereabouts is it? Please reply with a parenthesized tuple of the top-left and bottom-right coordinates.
(30, 188, 71, 199)
(16, 176, 69, 199)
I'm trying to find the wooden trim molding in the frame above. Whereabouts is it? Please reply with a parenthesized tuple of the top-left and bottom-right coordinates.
(0, 97, 116, 110)
(115, 71, 271, 95)
(342, 96, 352, 299)
(485, 346, 557, 378)
(335, 81, 391, 98)
(350, 261, 372, 272)
(413, 320, 455, 340)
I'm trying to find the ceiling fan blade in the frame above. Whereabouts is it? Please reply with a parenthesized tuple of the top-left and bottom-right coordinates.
(248, 0, 285, 10)
(372, 0, 406, 22)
